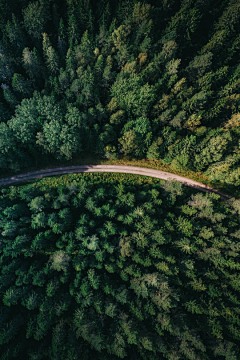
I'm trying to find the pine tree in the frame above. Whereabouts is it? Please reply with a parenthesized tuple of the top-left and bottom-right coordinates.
(22, 0, 51, 43)
(67, 13, 80, 48)
(11, 73, 32, 98)
(5, 14, 27, 57)
(65, 47, 77, 82)
(97, 1, 112, 29)
(58, 18, 68, 57)
(42, 33, 60, 76)
(3, 87, 19, 109)
(22, 47, 43, 83)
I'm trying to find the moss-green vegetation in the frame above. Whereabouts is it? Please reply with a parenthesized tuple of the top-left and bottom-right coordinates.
(1, 1, 240, 358)
(0, 0, 240, 191)
(0, 173, 240, 359)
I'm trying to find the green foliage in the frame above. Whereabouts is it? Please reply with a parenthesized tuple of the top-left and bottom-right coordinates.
(22, 0, 51, 41)
(12, 73, 32, 98)
(50, 250, 70, 272)
(0, 2, 240, 356)
(110, 72, 156, 118)
(36, 119, 81, 160)
(0, 0, 239, 191)
(0, 173, 240, 359)
(42, 33, 60, 76)
(186, 52, 213, 80)
(0, 122, 19, 170)
(22, 47, 43, 81)
(119, 117, 152, 157)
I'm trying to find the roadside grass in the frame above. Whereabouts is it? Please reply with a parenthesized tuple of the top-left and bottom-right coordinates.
(28, 172, 165, 192)
(0, 154, 239, 199)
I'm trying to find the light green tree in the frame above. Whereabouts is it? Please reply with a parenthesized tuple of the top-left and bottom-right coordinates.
(23, 0, 51, 41)
(50, 251, 70, 272)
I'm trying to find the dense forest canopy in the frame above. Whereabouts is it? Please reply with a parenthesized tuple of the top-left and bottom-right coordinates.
(1, 1, 240, 359)
(0, 173, 240, 359)
(0, 0, 239, 188)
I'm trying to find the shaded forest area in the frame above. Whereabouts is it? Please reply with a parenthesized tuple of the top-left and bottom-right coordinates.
(0, 0, 240, 187)
(0, 173, 240, 359)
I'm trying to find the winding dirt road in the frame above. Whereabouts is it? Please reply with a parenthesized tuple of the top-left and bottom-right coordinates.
(0, 165, 232, 200)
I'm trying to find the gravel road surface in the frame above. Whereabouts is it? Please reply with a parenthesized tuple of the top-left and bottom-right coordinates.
(0, 165, 231, 200)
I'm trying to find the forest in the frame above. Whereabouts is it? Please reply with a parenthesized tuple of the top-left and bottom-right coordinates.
(0, 172, 240, 359)
(1, 0, 240, 359)
(0, 0, 239, 189)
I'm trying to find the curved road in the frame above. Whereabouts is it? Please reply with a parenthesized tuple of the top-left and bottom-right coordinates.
(0, 165, 232, 200)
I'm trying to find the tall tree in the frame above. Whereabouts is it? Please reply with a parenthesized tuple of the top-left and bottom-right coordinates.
(22, 0, 51, 44)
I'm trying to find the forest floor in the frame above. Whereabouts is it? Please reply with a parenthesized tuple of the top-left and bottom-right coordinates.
(0, 164, 233, 200)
